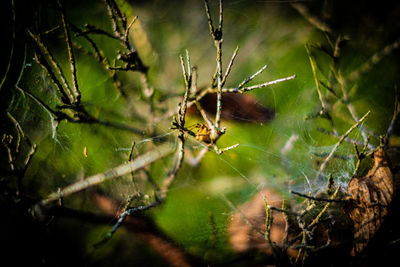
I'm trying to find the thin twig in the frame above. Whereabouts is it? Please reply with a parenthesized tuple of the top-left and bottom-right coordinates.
(97, 51, 193, 244)
(214, 143, 239, 155)
(71, 24, 127, 97)
(316, 127, 375, 150)
(348, 38, 400, 83)
(187, 74, 296, 108)
(224, 75, 296, 93)
(215, 37, 223, 131)
(6, 112, 24, 151)
(221, 46, 239, 87)
(2, 135, 16, 172)
(204, 0, 224, 132)
(39, 143, 174, 206)
(317, 110, 371, 179)
(268, 204, 300, 216)
(27, 30, 74, 104)
(263, 196, 280, 259)
(94, 199, 161, 246)
(236, 64, 268, 91)
(109, 0, 127, 30)
(191, 66, 198, 96)
(124, 16, 138, 44)
(290, 189, 342, 204)
(186, 147, 208, 167)
(58, 0, 81, 104)
(307, 187, 340, 228)
(291, 3, 332, 33)
(78, 24, 120, 40)
(161, 52, 192, 197)
(204, 0, 215, 40)
(195, 101, 216, 133)
(334, 69, 368, 142)
(353, 138, 370, 176)
(104, 0, 122, 39)
(306, 44, 327, 111)
(385, 90, 400, 148)
(305, 44, 340, 133)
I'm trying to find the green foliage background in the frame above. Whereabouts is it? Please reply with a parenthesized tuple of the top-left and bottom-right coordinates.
(1, 0, 399, 265)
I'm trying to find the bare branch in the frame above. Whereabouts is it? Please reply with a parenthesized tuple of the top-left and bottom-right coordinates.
(316, 127, 375, 150)
(161, 52, 192, 197)
(224, 75, 296, 93)
(124, 16, 138, 43)
(306, 44, 326, 111)
(317, 110, 371, 179)
(221, 46, 239, 87)
(27, 30, 74, 104)
(291, 3, 332, 33)
(39, 143, 174, 206)
(290, 189, 342, 204)
(58, 0, 81, 104)
(348, 38, 400, 83)
(236, 64, 268, 92)
(334, 70, 368, 142)
(94, 199, 162, 246)
(307, 188, 340, 228)
(385, 90, 400, 148)
(214, 143, 239, 155)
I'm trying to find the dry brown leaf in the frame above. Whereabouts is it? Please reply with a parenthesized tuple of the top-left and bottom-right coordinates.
(188, 93, 275, 123)
(347, 148, 394, 254)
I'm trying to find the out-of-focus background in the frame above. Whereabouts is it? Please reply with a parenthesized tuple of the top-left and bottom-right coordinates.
(1, 0, 400, 265)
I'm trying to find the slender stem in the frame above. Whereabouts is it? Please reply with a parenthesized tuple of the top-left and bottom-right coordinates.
(204, 0, 215, 40)
(290, 189, 342, 204)
(94, 199, 162, 246)
(291, 3, 331, 33)
(58, 0, 81, 104)
(221, 46, 239, 87)
(317, 110, 370, 179)
(79, 24, 120, 40)
(39, 143, 174, 206)
(161, 52, 192, 197)
(124, 16, 137, 43)
(316, 127, 375, 150)
(195, 101, 216, 133)
(306, 44, 326, 111)
(236, 64, 268, 91)
(214, 143, 239, 155)
(204, 0, 224, 132)
(224, 75, 296, 93)
(27, 30, 74, 104)
(385, 91, 400, 148)
(215, 39, 223, 130)
(348, 38, 400, 83)
(307, 187, 339, 228)
(104, 0, 122, 39)
(335, 70, 368, 142)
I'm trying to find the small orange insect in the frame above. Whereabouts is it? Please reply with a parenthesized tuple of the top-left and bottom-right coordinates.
(190, 123, 212, 144)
